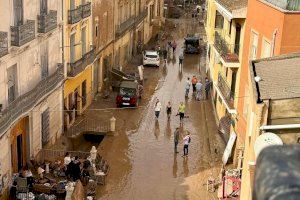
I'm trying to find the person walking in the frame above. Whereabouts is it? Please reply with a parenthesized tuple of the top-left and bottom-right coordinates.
(155, 99, 162, 119)
(191, 76, 198, 94)
(205, 77, 211, 99)
(166, 101, 172, 120)
(195, 80, 203, 101)
(179, 52, 184, 67)
(172, 40, 177, 54)
(185, 77, 191, 98)
(183, 133, 191, 156)
(174, 127, 180, 153)
(178, 102, 186, 124)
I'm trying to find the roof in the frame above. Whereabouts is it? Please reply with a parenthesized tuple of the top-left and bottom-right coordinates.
(120, 81, 138, 88)
(264, 0, 300, 11)
(215, 0, 248, 12)
(251, 53, 300, 101)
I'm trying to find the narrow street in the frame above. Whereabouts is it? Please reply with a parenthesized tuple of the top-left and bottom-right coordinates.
(86, 17, 226, 200)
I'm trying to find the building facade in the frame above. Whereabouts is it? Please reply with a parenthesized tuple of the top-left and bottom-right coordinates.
(240, 53, 300, 199)
(204, 0, 247, 164)
(0, 0, 63, 194)
(63, 0, 95, 130)
(236, 0, 300, 162)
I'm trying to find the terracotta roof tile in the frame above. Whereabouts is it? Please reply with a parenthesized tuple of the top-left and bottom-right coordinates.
(216, 0, 248, 12)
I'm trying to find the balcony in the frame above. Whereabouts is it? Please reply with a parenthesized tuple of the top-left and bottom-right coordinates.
(0, 64, 64, 136)
(82, 2, 91, 19)
(68, 47, 95, 77)
(115, 17, 135, 37)
(11, 20, 35, 47)
(217, 73, 234, 109)
(38, 10, 58, 33)
(135, 9, 148, 25)
(0, 32, 8, 58)
(68, 6, 82, 24)
(214, 31, 240, 67)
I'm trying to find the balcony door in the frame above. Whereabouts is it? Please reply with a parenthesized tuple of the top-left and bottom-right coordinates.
(231, 71, 237, 97)
(7, 64, 18, 104)
(70, 34, 75, 63)
(40, 0, 48, 14)
(234, 24, 241, 55)
(70, 0, 75, 10)
(81, 27, 87, 56)
(13, 0, 23, 26)
(41, 41, 49, 79)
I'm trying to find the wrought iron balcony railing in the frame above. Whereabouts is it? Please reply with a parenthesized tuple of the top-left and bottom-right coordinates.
(214, 31, 239, 63)
(0, 64, 64, 136)
(68, 6, 82, 24)
(11, 20, 35, 47)
(217, 73, 234, 109)
(38, 10, 58, 33)
(68, 47, 95, 77)
(0, 32, 8, 58)
(135, 9, 148, 25)
(82, 2, 91, 19)
(115, 17, 135, 37)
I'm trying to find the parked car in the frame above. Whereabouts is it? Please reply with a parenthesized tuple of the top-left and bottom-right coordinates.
(143, 50, 160, 67)
(116, 81, 143, 107)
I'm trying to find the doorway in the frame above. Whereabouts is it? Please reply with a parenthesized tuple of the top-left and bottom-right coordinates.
(234, 24, 241, 55)
(17, 135, 23, 171)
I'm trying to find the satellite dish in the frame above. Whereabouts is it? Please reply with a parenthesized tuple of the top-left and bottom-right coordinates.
(254, 132, 283, 158)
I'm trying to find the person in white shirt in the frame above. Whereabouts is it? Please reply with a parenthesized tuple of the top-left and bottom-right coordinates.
(195, 80, 203, 101)
(154, 99, 162, 119)
(64, 152, 71, 165)
(183, 133, 191, 156)
(185, 77, 191, 98)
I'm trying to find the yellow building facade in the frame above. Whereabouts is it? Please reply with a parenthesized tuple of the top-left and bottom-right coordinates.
(205, 0, 247, 164)
(63, 0, 94, 129)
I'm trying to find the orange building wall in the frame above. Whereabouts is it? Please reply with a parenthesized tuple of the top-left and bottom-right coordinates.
(236, 0, 300, 138)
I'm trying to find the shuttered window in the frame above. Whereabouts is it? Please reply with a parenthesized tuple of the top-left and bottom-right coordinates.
(14, 0, 23, 26)
(41, 108, 50, 147)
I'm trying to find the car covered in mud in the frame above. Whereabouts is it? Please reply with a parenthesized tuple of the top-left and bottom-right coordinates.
(116, 81, 143, 107)
(184, 36, 200, 54)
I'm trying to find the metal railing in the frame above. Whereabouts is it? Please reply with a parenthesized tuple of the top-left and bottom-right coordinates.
(38, 10, 57, 33)
(0, 32, 8, 58)
(217, 73, 234, 109)
(135, 9, 148, 25)
(67, 47, 95, 77)
(82, 2, 91, 19)
(36, 149, 90, 163)
(214, 31, 240, 59)
(11, 20, 35, 47)
(115, 17, 135, 37)
(68, 6, 82, 24)
(0, 64, 64, 136)
(64, 118, 110, 138)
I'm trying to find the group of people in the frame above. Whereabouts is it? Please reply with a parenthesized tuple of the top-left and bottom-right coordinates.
(64, 153, 84, 181)
(185, 76, 211, 100)
(155, 100, 186, 124)
(174, 128, 191, 157)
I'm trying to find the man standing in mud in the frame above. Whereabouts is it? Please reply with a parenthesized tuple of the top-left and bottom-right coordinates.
(174, 127, 180, 153)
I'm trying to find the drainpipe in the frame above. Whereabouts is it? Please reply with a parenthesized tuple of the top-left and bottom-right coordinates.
(271, 29, 278, 56)
(260, 124, 300, 130)
(61, 0, 65, 136)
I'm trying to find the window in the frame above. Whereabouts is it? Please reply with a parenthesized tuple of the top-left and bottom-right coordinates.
(229, 20, 232, 36)
(41, 108, 50, 147)
(261, 39, 271, 58)
(40, 41, 49, 79)
(70, 0, 75, 10)
(95, 24, 98, 37)
(82, 80, 87, 107)
(250, 31, 258, 60)
(215, 11, 224, 29)
(7, 64, 18, 104)
(150, 5, 154, 21)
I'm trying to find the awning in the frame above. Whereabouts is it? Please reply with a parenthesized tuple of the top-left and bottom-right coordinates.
(222, 132, 237, 165)
(218, 115, 231, 143)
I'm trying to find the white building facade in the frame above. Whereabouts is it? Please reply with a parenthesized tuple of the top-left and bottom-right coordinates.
(0, 0, 63, 192)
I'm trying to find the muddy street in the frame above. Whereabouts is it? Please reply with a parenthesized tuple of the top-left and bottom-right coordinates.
(92, 17, 225, 200)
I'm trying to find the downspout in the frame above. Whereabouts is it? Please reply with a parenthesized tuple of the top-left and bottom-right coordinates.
(260, 124, 300, 130)
(271, 29, 278, 56)
(61, 0, 65, 136)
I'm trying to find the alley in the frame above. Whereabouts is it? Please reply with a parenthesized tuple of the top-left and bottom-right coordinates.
(91, 17, 225, 200)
